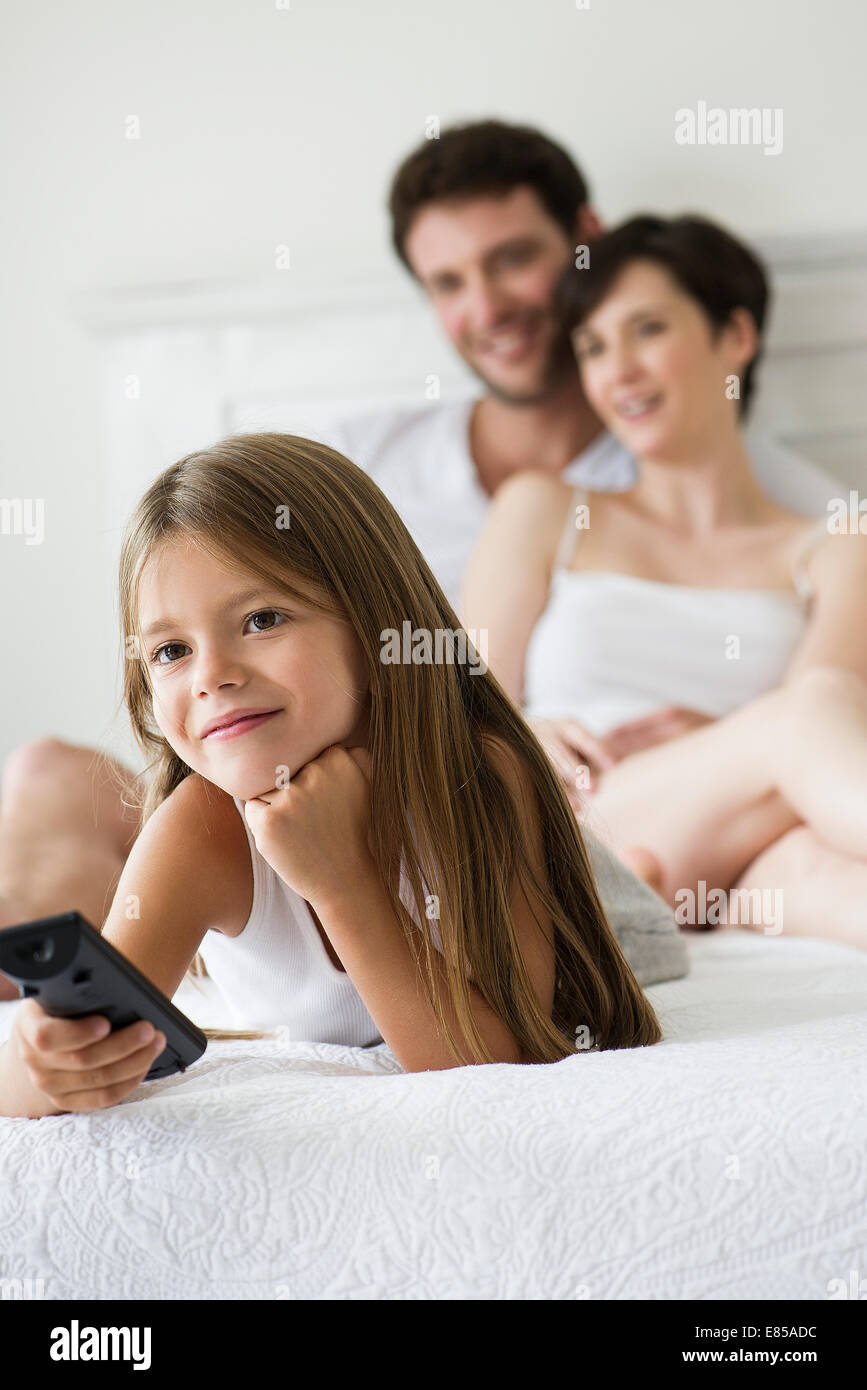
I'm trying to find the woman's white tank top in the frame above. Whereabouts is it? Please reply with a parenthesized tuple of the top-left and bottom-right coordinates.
(522, 487, 826, 736)
(197, 797, 430, 1043)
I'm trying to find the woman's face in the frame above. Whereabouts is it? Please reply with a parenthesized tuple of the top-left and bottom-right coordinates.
(136, 537, 371, 801)
(571, 259, 753, 462)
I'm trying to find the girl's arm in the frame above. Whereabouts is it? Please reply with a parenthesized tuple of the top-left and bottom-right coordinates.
(310, 735, 556, 1071)
(783, 532, 867, 684)
(0, 774, 250, 1117)
(98, 772, 251, 997)
(459, 470, 569, 704)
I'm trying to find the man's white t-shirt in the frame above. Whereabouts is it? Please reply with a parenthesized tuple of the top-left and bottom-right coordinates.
(310, 397, 841, 614)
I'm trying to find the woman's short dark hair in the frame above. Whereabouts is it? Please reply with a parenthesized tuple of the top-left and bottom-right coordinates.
(555, 214, 770, 417)
(388, 119, 590, 273)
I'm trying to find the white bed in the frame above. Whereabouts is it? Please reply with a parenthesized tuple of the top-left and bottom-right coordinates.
(4, 243, 862, 1302)
(1, 928, 865, 1301)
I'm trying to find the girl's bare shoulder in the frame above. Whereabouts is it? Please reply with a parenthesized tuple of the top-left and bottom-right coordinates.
(155, 774, 253, 937)
(478, 731, 556, 1018)
(479, 732, 544, 852)
(99, 774, 253, 1000)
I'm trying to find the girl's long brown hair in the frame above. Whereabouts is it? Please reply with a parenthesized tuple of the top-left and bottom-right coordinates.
(116, 433, 662, 1064)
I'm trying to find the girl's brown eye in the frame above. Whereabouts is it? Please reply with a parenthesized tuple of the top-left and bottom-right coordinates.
(250, 610, 277, 630)
(151, 643, 188, 665)
(245, 610, 290, 633)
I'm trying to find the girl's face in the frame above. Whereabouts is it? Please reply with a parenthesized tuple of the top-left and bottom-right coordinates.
(136, 537, 371, 801)
(571, 259, 754, 462)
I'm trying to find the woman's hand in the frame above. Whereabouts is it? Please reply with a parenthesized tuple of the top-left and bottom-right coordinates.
(11, 997, 166, 1114)
(604, 707, 716, 759)
(525, 717, 617, 805)
(242, 745, 376, 910)
(527, 708, 716, 808)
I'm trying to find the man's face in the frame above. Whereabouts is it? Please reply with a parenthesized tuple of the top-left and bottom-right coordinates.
(404, 186, 580, 404)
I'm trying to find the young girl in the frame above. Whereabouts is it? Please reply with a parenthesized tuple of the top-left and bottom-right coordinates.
(0, 433, 661, 1117)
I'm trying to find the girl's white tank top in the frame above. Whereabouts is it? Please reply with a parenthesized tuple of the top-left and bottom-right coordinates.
(522, 486, 827, 736)
(197, 796, 433, 1043)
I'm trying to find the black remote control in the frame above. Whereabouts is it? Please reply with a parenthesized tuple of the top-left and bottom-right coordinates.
(0, 910, 207, 1081)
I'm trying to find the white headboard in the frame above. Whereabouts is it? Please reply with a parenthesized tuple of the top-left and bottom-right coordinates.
(74, 230, 867, 548)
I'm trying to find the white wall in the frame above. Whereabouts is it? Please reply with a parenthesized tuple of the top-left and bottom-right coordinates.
(2, 0, 866, 769)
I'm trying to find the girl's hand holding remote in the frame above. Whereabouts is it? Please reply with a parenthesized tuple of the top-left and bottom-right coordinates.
(242, 745, 376, 911)
(10, 997, 166, 1113)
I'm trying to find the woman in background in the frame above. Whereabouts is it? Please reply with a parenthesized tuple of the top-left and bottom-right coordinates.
(462, 215, 867, 947)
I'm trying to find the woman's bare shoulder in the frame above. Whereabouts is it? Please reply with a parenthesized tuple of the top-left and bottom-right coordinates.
(482, 470, 577, 567)
(490, 468, 574, 511)
(802, 522, 867, 594)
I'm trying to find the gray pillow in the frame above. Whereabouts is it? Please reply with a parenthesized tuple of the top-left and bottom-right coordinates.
(581, 825, 689, 986)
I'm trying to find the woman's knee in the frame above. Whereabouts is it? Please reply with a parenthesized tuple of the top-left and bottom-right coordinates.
(783, 665, 867, 723)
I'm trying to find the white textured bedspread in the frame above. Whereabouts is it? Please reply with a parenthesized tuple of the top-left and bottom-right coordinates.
(1, 930, 865, 1301)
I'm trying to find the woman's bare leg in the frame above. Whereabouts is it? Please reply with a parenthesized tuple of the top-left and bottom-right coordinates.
(580, 667, 867, 909)
(728, 826, 867, 951)
(618, 846, 665, 893)
(0, 738, 140, 999)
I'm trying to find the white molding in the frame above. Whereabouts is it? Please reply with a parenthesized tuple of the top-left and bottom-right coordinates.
(752, 231, 867, 272)
(82, 227, 867, 518)
(69, 231, 867, 332)
(69, 272, 420, 332)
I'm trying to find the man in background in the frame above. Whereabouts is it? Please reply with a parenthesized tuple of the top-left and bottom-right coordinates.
(320, 119, 839, 614)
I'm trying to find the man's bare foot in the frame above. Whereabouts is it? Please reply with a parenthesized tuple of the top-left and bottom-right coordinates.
(619, 846, 665, 894)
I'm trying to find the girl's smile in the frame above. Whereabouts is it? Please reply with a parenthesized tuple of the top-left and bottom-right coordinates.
(201, 708, 284, 741)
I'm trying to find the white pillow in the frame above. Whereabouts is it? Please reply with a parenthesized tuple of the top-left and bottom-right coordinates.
(582, 826, 689, 987)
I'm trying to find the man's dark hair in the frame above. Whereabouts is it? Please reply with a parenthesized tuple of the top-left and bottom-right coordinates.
(388, 119, 591, 273)
(554, 214, 770, 417)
